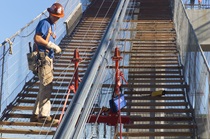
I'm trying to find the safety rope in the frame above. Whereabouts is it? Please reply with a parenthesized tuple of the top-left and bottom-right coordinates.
(113, 1, 136, 138)
(58, 84, 72, 124)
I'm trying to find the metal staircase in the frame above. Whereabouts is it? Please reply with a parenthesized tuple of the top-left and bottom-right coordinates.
(0, 0, 197, 138)
(107, 0, 196, 138)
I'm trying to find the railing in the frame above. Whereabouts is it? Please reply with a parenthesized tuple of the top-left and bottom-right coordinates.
(173, 0, 210, 138)
(0, 0, 90, 116)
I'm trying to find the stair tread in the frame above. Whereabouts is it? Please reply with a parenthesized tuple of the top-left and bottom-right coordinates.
(124, 124, 195, 129)
(116, 131, 193, 137)
(0, 121, 57, 127)
(0, 127, 55, 135)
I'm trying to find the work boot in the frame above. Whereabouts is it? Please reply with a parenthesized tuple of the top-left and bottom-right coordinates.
(38, 116, 59, 124)
(30, 114, 38, 122)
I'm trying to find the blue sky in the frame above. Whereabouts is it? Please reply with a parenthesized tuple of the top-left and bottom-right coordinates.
(0, 0, 201, 43)
(0, 0, 55, 43)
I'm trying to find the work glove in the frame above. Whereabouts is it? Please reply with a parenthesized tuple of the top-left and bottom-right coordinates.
(47, 41, 61, 54)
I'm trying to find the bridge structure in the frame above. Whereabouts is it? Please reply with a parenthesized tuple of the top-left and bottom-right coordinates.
(0, 0, 209, 139)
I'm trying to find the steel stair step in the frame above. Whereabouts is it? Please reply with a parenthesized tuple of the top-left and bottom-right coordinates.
(77, 24, 107, 28)
(0, 128, 55, 135)
(54, 64, 89, 68)
(131, 47, 177, 50)
(55, 56, 92, 61)
(10, 106, 67, 111)
(129, 55, 178, 58)
(60, 42, 99, 46)
(125, 51, 178, 54)
(133, 46, 178, 50)
(69, 36, 102, 40)
(120, 28, 174, 31)
(136, 34, 176, 37)
(124, 124, 195, 129)
(121, 108, 192, 113)
(116, 38, 176, 41)
(116, 131, 193, 137)
(54, 61, 90, 66)
(128, 70, 181, 74)
(0, 121, 57, 127)
(18, 93, 73, 99)
(124, 90, 185, 95)
(125, 96, 185, 101)
(128, 75, 184, 78)
(108, 65, 183, 69)
(32, 77, 77, 83)
(124, 20, 173, 23)
(70, 32, 103, 36)
(75, 26, 107, 30)
(27, 88, 68, 93)
(126, 102, 188, 107)
(129, 62, 179, 65)
(132, 43, 176, 46)
(29, 82, 70, 87)
(137, 22, 174, 26)
(127, 79, 185, 84)
(129, 116, 193, 122)
(82, 17, 110, 21)
(2, 114, 59, 120)
(79, 21, 108, 25)
(102, 84, 188, 89)
(16, 99, 71, 105)
(61, 47, 97, 52)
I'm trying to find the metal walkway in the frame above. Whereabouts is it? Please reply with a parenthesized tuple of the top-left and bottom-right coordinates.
(0, 0, 197, 138)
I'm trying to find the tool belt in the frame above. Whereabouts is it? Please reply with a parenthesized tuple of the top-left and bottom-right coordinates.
(37, 51, 53, 86)
(27, 51, 38, 75)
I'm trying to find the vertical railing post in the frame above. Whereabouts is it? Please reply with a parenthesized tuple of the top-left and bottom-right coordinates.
(71, 48, 82, 92)
(112, 47, 122, 95)
(0, 43, 6, 138)
(112, 47, 122, 139)
(0, 44, 6, 115)
(59, 48, 82, 123)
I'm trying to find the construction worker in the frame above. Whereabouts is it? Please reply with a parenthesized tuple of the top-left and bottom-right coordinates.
(30, 3, 64, 124)
(198, 0, 202, 9)
(190, 0, 195, 9)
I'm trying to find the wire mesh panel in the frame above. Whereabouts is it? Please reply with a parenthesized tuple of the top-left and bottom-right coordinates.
(173, 0, 210, 138)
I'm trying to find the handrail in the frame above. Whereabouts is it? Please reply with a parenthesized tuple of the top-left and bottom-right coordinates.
(0, 11, 47, 48)
(53, 0, 129, 138)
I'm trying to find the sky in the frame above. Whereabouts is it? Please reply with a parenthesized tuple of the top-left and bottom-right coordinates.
(0, 0, 56, 43)
(0, 0, 202, 44)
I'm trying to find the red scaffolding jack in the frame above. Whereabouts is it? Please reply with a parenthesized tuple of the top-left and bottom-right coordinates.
(69, 48, 82, 93)
(59, 48, 82, 124)
(88, 47, 131, 127)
